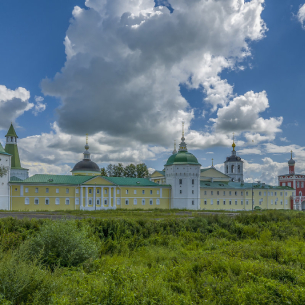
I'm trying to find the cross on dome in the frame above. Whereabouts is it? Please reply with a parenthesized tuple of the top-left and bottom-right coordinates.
(178, 121, 187, 152)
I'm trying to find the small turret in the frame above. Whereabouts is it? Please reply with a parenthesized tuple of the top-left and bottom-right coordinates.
(288, 150, 295, 175)
(178, 121, 187, 152)
(172, 140, 177, 154)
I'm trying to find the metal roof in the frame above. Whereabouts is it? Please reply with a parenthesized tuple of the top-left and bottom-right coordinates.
(200, 181, 293, 190)
(103, 176, 169, 187)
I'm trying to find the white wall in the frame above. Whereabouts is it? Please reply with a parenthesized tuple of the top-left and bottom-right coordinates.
(0, 154, 11, 210)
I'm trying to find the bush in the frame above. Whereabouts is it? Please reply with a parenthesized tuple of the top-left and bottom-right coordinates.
(22, 220, 99, 268)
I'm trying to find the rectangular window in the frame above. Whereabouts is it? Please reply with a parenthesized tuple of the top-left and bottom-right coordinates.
(235, 200, 238, 205)
(105, 189, 108, 194)
(285, 192, 288, 196)
(34, 198, 39, 205)
(241, 191, 243, 196)
(192, 179, 194, 185)
(97, 199, 100, 205)
(89, 189, 92, 194)
(45, 198, 49, 205)
(179, 179, 182, 185)
(223, 200, 225, 205)
(211, 191, 213, 195)
(235, 191, 237, 196)
(280, 192, 283, 196)
(142, 199, 145, 205)
(75, 198, 79, 205)
(97, 189, 100, 194)
(157, 190, 159, 195)
(55, 198, 60, 205)
(259, 201, 262, 205)
(156, 199, 160, 205)
(271, 199, 273, 205)
(25, 188, 28, 193)
(66, 188, 69, 194)
(126, 190, 129, 194)
(56, 188, 59, 193)
(211, 199, 213, 205)
(241, 200, 243, 205)
(288, 182, 291, 187)
(192, 190, 194, 194)
(274, 192, 277, 196)
(117, 198, 121, 205)
(150, 190, 153, 195)
(89, 199, 92, 205)
(125, 199, 129, 205)
(280, 200, 283, 205)
(271, 192, 273, 196)
(217, 200, 219, 205)
(297, 182, 300, 188)
(217, 191, 219, 195)
(229, 191, 232, 195)
(192, 200, 194, 205)
(204, 191, 207, 195)
(268, 192, 270, 196)
(285, 200, 288, 205)
(259, 192, 261, 196)
(246, 200, 249, 205)
(142, 190, 145, 194)
(204, 200, 207, 205)
(35, 188, 38, 193)
(76, 189, 79, 194)
(302, 182, 304, 188)
(117, 189, 120, 194)
(180, 190, 182, 194)
(223, 191, 225, 195)
(104, 199, 107, 205)
(65, 198, 70, 205)
(134, 199, 137, 205)
(229, 200, 232, 205)
(25, 198, 29, 205)
(150, 199, 153, 205)
(275, 200, 277, 205)
(46, 188, 49, 193)
(264, 192, 266, 196)
(282, 183, 286, 187)
(134, 190, 137, 194)
(246, 192, 248, 196)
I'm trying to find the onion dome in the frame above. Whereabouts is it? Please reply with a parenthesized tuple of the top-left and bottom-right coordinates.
(288, 150, 295, 165)
(224, 135, 243, 163)
(71, 134, 100, 173)
(165, 122, 200, 166)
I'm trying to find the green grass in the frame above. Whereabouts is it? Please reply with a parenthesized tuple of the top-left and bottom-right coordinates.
(1, 210, 305, 304)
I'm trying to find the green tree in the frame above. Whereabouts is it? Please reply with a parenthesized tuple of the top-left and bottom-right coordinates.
(100, 167, 108, 176)
(113, 163, 124, 177)
(0, 166, 8, 178)
(106, 164, 114, 177)
(136, 163, 149, 178)
(124, 164, 136, 177)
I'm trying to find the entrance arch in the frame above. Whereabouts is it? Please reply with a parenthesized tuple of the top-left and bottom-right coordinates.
(302, 201, 305, 211)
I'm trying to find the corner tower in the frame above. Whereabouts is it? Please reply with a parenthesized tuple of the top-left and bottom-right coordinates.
(164, 122, 201, 210)
(4, 123, 29, 180)
(224, 136, 243, 182)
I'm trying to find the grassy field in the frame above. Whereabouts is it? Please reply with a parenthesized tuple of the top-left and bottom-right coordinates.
(1, 210, 305, 304)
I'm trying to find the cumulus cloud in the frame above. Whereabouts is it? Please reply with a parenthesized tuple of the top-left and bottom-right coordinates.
(33, 96, 47, 116)
(0, 85, 33, 130)
(298, 4, 305, 28)
(238, 148, 262, 155)
(41, 0, 267, 147)
(212, 91, 283, 141)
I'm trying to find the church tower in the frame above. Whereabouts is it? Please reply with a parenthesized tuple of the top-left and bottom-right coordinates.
(4, 123, 29, 180)
(0, 142, 11, 210)
(224, 136, 243, 182)
(164, 122, 201, 210)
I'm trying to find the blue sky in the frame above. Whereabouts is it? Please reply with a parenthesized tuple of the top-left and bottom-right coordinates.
(0, 0, 305, 184)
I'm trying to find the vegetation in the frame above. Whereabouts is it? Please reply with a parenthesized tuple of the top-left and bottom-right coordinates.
(1, 211, 305, 304)
(0, 165, 8, 177)
(102, 163, 149, 178)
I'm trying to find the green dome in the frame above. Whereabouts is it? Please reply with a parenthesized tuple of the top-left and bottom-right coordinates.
(165, 151, 201, 166)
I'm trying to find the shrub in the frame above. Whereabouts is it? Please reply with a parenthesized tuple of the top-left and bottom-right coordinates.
(22, 220, 99, 268)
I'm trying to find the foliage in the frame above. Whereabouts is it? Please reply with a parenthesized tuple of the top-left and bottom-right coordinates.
(106, 162, 149, 178)
(124, 163, 136, 177)
(1, 211, 305, 304)
(136, 163, 149, 178)
(100, 167, 108, 176)
(22, 220, 99, 268)
(0, 165, 8, 178)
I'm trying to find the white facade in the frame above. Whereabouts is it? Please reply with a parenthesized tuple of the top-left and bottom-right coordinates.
(165, 164, 201, 210)
(0, 153, 11, 210)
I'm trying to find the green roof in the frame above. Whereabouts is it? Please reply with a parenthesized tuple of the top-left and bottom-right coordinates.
(10, 176, 23, 182)
(4, 143, 24, 169)
(200, 181, 294, 190)
(0, 142, 11, 156)
(103, 176, 168, 187)
(11, 174, 94, 185)
(165, 151, 201, 166)
(5, 123, 18, 138)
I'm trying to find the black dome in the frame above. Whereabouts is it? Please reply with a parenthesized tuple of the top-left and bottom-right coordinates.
(72, 159, 100, 172)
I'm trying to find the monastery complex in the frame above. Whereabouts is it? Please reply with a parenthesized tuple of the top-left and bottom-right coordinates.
(0, 123, 301, 211)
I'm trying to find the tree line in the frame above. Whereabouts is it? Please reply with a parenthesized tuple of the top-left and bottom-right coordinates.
(100, 163, 149, 178)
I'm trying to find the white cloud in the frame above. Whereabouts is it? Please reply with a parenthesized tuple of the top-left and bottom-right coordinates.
(298, 4, 305, 29)
(33, 96, 46, 116)
(280, 137, 289, 143)
(41, 0, 267, 147)
(238, 148, 262, 155)
(0, 85, 33, 130)
(212, 91, 282, 141)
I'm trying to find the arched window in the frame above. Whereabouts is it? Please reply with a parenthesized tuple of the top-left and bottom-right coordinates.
(299, 191, 302, 196)
(231, 165, 234, 173)
(238, 178, 240, 182)
(238, 165, 240, 173)
(11, 137, 13, 142)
